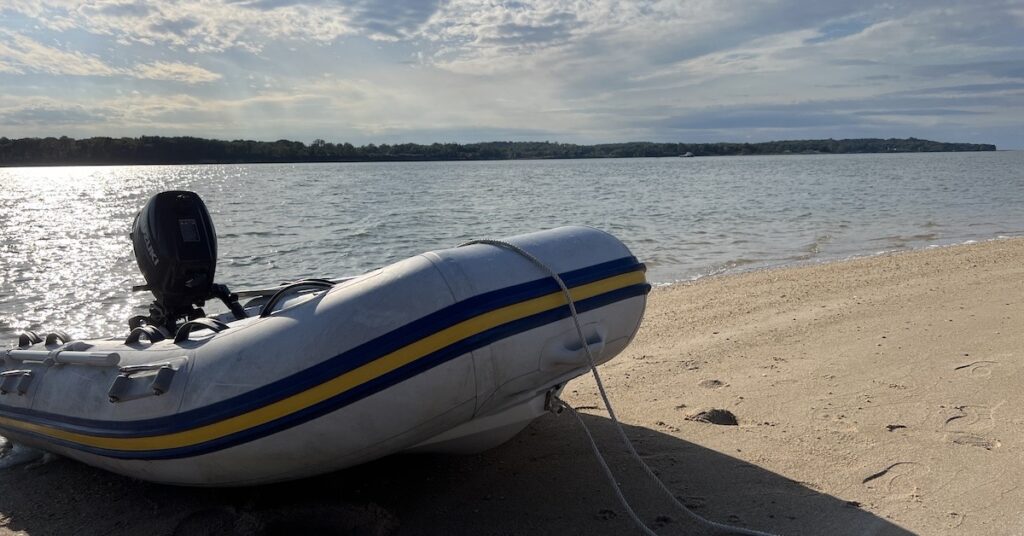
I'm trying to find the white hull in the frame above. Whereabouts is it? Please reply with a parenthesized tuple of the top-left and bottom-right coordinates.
(1, 226, 648, 485)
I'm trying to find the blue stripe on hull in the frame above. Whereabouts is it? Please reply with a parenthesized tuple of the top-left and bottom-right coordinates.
(0, 256, 648, 460)
(7, 283, 649, 460)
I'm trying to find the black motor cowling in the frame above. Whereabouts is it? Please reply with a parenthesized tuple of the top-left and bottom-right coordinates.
(130, 191, 244, 332)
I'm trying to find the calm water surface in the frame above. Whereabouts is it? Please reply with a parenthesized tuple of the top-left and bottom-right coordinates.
(1, 151, 1022, 346)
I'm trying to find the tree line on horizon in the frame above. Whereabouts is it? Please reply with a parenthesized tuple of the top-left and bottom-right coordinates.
(0, 136, 997, 166)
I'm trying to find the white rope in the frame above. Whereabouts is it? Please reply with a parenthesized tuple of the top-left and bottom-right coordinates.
(557, 398, 661, 536)
(461, 239, 779, 536)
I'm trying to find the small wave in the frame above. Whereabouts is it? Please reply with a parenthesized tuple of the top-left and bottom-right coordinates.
(220, 231, 290, 239)
(698, 258, 762, 278)
(803, 234, 833, 255)
(725, 258, 758, 268)
(868, 232, 938, 246)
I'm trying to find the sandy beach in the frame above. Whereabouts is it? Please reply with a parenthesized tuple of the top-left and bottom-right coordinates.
(2, 238, 1022, 535)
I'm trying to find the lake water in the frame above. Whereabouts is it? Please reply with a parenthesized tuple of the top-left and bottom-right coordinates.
(1, 151, 1022, 346)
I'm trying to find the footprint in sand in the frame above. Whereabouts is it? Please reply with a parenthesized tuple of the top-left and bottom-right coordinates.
(862, 461, 930, 498)
(942, 403, 1003, 450)
(953, 359, 999, 378)
(810, 406, 858, 433)
(950, 434, 1000, 450)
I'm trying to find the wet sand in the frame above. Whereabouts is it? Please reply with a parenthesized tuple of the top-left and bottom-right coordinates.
(2, 238, 1023, 535)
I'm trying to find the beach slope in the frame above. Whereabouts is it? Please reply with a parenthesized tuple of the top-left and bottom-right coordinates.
(1, 238, 1022, 535)
(573, 237, 1024, 535)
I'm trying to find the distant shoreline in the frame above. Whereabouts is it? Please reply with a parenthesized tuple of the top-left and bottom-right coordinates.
(0, 136, 996, 167)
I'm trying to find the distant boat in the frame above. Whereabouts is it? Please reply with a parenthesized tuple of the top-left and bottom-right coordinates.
(679, 152, 695, 157)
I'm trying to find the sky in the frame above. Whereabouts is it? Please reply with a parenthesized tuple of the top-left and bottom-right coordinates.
(0, 0, 1022, 148)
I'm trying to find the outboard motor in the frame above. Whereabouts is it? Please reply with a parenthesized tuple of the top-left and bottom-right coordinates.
(129, 191, 245, 332)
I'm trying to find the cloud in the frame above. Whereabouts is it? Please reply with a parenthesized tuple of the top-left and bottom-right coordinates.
(804, 17, 873, 44)
(0, 31, 120, 77)
(216, 0, 442, 41)
(0, 32, 221, 84)
(147, 17, 203, 40)
(0, 100, 118, 125)
(2, 0, 423, 53)
(659, 29, 817, 80)
(132, 61, 222, 83)
(898, 82, 1024, 96)
(0, 0, 1021, 148)
(0, 60, 22, 74)
(658, 108, 864, 131)
(414, 1, 640, 74)
(310, 0, 444, 40)
(853, 108, 986, 117)
(89, 1, 153, 18)
(914, 61, 1024, 80)
(412, 0, 869, 78)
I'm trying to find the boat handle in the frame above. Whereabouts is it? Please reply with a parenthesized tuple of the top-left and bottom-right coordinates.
(235, 276, 354, 299)
(44, 331, 71, 346)
(17, 331, 42, 348)
(259, 279, 334, 318)
(0, 370, 33, 395)
(109, 361, 183, 402)
(125, 325, 168, 345)
(174, 318, 229, 343)
(120, 362, 176, 394)
(118, 362, 174, 374)
(5, 349, 121, 367)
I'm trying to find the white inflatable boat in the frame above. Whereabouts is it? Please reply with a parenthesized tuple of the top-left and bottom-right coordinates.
(0, 191, 648, 486)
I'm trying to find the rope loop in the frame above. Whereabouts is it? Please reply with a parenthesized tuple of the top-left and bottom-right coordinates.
(461, 239, 778, 536)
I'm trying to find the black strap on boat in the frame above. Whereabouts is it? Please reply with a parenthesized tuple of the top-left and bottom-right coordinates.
(44, 330, 71, 346)
(125, 325, 168, 345)
(259, 279, 335, 318)
(17, 331, 41, 348)
(127, 315, 150, 330)
(211, 283, 247, 321)
(174, 318, 229, 343)
(288, 278, 335, 285)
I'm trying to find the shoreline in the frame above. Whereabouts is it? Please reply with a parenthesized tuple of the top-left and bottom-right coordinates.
(3, 149, 1016, 172)
(1, 149, 1009, 169)
(2, 237, 1024, 535)
(653, 232, 1024, 287)
(0, 137, 998, 168)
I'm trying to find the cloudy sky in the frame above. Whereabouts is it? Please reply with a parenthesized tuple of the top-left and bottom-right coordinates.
(1, 0, 1022, 147)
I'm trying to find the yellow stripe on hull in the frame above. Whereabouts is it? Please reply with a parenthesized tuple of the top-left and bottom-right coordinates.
(0, 269, 647, 452)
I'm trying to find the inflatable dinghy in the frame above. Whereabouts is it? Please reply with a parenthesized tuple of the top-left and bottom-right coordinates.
(0, 191, 649, 486)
